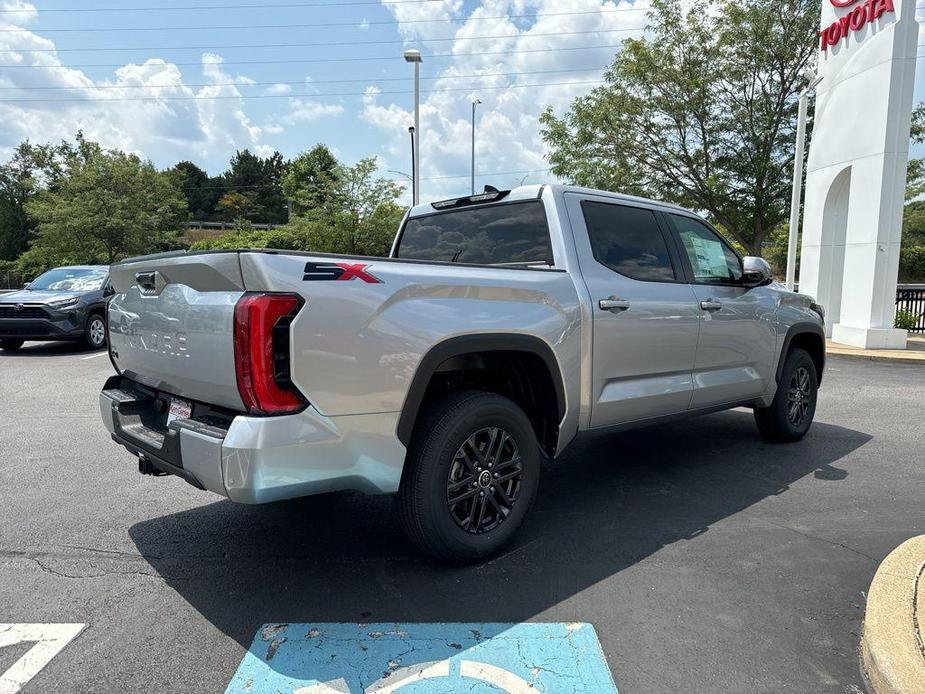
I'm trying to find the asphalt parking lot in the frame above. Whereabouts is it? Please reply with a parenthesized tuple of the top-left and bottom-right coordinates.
(1, 343, 923, 693)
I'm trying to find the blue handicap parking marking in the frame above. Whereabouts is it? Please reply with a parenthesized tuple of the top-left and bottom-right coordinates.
(225, 622, 618, 693)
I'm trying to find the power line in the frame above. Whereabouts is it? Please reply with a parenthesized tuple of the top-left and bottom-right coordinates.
(0, 66, 605, 91)
(0, 8, 644, 32)
(0, 0, 559, 11)
(0, 78, 606, 103)
(0, 27, 640, 53)
(178, 168, 552, 188)
(0, 42, 627, 69)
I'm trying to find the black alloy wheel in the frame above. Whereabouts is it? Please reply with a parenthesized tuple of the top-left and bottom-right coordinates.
(446, 426, 523, 534)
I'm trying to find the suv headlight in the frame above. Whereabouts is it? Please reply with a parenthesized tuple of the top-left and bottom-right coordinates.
(48, 297, 80, 310)
(810, 302, 825, 321)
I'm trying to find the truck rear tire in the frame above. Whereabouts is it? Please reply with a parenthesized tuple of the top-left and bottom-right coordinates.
(754, 347, 818, 442)
(398, 390, 540, 563)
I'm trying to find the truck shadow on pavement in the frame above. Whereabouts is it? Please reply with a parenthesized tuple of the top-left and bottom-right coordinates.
(128, 410, 870, 665)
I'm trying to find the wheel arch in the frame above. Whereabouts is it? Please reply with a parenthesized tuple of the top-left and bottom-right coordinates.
(777, 322, 826, 385)
(396, 333, 567, 456)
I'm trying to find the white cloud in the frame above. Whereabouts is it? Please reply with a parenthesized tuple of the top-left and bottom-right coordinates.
(264, 83, 293, 97)
(384, 0, 464, 40)
(283, 98, 345, 123)
(0, 19, 269, 172)
(366, 0, 649, 200)
(0, 1, 37, 24)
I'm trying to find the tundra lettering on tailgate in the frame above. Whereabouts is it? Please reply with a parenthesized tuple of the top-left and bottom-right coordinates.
(302, 262, 381, 284)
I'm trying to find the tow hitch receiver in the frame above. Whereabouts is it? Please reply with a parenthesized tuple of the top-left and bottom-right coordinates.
(138, 455, 168, 477)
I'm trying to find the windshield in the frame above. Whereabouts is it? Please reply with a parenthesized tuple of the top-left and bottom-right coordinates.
(28, 267, 108, 292)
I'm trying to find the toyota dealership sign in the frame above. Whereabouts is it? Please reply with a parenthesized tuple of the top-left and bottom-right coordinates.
(819, 0, 896, 50)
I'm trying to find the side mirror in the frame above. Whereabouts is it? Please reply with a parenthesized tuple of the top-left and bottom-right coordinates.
(22, 282, 30, 289)
(742, 256, 773, 287)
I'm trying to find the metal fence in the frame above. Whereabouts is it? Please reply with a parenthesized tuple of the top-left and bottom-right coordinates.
(896, 285, 925, 333)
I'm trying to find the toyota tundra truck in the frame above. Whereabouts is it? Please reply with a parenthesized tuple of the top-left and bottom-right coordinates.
(99, 184, 825, 562)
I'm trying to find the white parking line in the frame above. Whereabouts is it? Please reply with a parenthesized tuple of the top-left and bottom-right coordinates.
(0, 623, 85, 694)
(81, 352, 110, 360)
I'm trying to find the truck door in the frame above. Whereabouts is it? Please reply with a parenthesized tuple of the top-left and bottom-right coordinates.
(564, 193, 701, 427)
(662, 213, 777, 407)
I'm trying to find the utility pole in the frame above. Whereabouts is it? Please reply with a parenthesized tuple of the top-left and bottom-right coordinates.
(471, 98, 481, 195)
(404, 49, 422, 205)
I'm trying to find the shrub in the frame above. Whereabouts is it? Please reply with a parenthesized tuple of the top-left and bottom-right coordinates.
(895, 308, 920, 331)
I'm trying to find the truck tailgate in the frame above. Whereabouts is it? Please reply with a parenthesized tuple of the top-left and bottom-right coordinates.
(107, 252, 246, 411)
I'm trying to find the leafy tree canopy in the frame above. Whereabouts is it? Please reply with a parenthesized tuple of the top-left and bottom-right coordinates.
(195, 155, 405, 257)
(26, 145, 188, 265)
(221, 149, 288, 224)
(541, 0, 820, 255)
(170, 161, 222, 220)
(282, 143, 342, 214)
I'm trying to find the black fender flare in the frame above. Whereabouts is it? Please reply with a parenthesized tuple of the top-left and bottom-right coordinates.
(775, 322, 826, 385)
(396, 333, 567, 448)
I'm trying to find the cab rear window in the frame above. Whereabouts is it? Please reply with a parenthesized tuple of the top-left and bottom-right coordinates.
(396, 201, 553, 266)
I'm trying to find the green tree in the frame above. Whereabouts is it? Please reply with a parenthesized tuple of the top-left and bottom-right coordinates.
(216, 191, 254, 220)
(0, 145, 39, 260)
(541, 0, 820, 255)
(195, 155, 405, 257)
(282, 143, 342, 214)
(26, 146, 188, 265)
(170, 161, 222, 220)
(0, 134, 102, 261)
(900, 104, 925, 280)
(222, 149, 288, 224)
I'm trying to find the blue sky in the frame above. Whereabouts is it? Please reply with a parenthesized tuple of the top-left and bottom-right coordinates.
(0, 0, 923, 203)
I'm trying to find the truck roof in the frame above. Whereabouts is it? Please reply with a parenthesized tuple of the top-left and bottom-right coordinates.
(407, 183, 692, 219)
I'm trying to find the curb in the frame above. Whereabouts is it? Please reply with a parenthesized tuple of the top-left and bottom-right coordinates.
(861, 535, 925, 694)
(826, 340, 925, 365)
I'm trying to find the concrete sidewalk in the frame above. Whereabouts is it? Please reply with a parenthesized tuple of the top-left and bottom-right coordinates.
(827, 335, 925, 363)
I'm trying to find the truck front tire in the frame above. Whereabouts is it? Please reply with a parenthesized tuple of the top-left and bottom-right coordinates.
(398, 390, 540, 563)
(754, 347, 818, 442)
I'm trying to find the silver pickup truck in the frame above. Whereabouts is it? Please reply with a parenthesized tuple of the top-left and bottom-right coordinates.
(99, 184, 825, 562)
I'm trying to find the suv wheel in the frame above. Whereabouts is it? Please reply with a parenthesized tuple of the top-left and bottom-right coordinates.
(0, 339, 24, 351)
(754, 347, 818, 442)
(398, 390, 540, 563)
(84, 313, 106, 349)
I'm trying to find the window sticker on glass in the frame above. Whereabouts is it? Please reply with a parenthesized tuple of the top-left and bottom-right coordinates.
(687, 235, 730, 279)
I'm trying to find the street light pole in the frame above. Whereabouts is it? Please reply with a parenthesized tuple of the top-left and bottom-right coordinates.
(471, 98, 481, 195)
(786, 72, 823, 291)
(407, 126, 415, 202)
(404, 49, 422, 205)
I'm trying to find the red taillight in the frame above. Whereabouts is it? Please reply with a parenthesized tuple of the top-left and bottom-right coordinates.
(233, 293, 306, 415)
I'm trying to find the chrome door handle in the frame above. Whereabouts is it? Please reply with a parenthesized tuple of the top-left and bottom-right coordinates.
(599, 297, 630, 312)
(700, 299, 722, 311)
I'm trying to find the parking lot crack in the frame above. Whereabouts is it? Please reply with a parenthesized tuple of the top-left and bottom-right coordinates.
(760, 520, 878, 563)
(13, 554, 190, 582)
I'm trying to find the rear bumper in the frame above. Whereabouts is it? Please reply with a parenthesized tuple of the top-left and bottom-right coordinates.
(99, 376, 406, 503)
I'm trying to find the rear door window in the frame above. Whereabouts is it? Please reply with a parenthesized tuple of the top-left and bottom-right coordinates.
(396, 201, 553, 265)
(581, 201, 677, 281)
